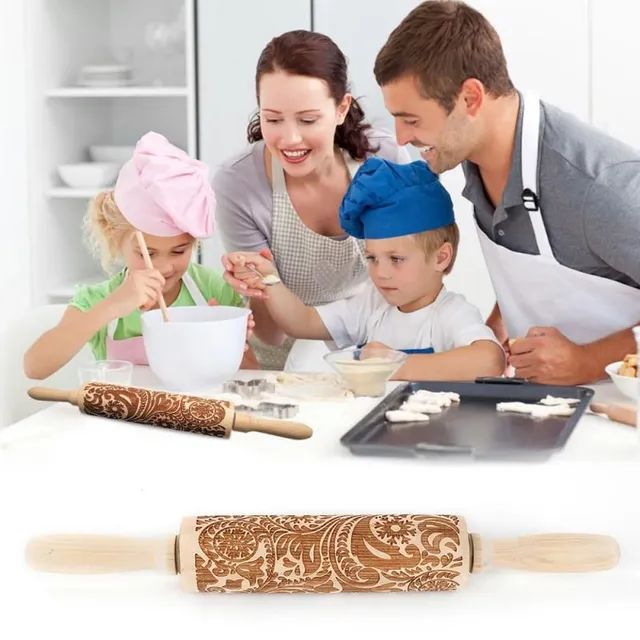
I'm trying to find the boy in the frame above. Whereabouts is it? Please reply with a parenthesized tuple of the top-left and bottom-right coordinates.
(227, 158, 504, 380)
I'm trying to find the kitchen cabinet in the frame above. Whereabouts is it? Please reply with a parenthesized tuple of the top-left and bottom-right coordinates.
(24, 0, 197, 304)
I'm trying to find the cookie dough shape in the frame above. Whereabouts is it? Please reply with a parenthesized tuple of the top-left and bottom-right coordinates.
(497, 401, 575, 418)
(539, 395, 580, 406)
(385, 410, 431, 423)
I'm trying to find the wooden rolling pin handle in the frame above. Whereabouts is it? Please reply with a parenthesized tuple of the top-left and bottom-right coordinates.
(25, 535, 177, 575)
(471, 533, 619, 573)
(590, 402, 637, 427)
(27, 387, 80, 406)
(232, 413, 313, 440)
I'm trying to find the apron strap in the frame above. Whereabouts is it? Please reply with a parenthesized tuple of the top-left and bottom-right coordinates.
(107, 318, 118, 338)
(182, 271, 208, 305)
(271, 153, 287, 193)
(521, 92, 554, 258)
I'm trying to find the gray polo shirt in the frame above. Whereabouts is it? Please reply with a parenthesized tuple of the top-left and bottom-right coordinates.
(462, 93, 640, 289)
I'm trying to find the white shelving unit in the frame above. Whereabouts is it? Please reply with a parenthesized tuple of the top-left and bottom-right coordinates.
(46, 87, 190, 98)
(25, 0, 197, 305)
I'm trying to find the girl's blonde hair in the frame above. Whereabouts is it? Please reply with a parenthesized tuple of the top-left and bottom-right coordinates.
(83, 191, 134, 274)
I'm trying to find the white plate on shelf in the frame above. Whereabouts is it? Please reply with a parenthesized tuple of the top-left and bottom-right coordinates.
(78, 65, 133, 88)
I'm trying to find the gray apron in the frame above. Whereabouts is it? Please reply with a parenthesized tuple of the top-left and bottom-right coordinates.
(250, 151, 368, 371)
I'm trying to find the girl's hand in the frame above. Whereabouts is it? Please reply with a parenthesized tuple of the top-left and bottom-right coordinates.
(107, 269, 165, 318)
(208, 299, 255, 351)
(221, 248, 276, 299)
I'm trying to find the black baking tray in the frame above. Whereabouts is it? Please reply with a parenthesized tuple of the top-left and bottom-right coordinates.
(340, 378, 594, 461)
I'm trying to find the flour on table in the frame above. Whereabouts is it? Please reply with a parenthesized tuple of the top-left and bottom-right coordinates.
(272, 372, 354, 400)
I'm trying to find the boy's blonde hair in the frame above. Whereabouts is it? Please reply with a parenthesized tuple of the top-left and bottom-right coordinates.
(83, 191, 135, 274)
(414, 223, 460, 275)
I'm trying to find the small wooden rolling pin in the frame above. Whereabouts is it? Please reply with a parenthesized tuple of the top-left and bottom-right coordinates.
(27, 383, 312, 440)
(25, 514, 619, 594)
(590, 402, 637, 428)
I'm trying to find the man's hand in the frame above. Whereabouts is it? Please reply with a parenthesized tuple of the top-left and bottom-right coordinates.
(208, 298, 255, 352)
(508, 326, 590, 384)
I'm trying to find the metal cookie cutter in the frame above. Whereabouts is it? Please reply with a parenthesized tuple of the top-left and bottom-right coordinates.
(222, 379, 276, 399)
(235, 402, 299, 419)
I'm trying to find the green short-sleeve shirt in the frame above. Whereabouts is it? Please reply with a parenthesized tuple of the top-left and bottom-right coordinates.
(69, 263, 245, 360)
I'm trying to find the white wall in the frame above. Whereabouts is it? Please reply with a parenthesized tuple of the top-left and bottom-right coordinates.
(591, 0, 640, 148)
(0, 2, 32, 425)
(196, 0, 311, 271)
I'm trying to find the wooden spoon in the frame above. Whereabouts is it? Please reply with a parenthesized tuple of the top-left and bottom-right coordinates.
(135, 231, 170, 322)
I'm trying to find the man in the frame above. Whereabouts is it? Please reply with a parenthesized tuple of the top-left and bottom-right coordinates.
(373, 0, 640, 385)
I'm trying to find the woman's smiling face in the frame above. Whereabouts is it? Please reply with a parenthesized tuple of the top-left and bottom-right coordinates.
(258, 71, 350, 178)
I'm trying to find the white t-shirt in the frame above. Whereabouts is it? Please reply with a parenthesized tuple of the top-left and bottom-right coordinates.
(315, 283, 499, 352)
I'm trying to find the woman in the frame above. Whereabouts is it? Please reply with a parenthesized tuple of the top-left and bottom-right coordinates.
(215, 30, 410, 371)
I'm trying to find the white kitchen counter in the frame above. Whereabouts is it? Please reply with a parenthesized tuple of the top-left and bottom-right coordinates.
(0, 368, 638, 638)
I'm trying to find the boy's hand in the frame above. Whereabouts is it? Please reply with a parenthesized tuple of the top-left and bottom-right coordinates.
(360, 341, 392, 354)
(108, 268, 166, 318)
(208, 299, 255, 351)
(221, 249, 277, 299)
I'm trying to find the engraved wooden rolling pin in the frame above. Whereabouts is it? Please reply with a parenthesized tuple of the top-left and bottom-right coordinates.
(25, 514, 619, 594)
(27, 383, 312, 440)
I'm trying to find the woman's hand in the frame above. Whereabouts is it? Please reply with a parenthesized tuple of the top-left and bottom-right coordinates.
(208, 299, 255, 351)
(106, 268, 166, 318)
(221, 248, 276, 299)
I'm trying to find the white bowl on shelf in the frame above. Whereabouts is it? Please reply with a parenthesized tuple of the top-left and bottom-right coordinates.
(78, 64, 133, 87)
(88, 145, 135, 167)
(141, 305, 251, 392)
(57, 162, 119, 189)
(604, 361, 639, 401)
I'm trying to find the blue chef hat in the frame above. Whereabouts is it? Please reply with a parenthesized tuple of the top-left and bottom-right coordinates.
(339, 158, 455, 239)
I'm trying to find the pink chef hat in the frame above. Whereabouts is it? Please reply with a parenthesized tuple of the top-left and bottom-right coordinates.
(113, 132, 215, 238)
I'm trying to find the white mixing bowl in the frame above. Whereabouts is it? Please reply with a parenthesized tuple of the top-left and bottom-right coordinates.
(142, 305, 250, 392)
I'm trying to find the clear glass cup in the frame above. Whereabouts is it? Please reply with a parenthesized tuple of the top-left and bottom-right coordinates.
(78, 360, 133, 386)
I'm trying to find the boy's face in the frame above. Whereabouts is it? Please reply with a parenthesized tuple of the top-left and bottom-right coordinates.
(364, 235, 449, 312)
(122, 232, 194, 294)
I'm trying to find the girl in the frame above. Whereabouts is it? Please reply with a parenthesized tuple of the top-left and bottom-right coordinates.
(24, 132, 257, 379)
(214, 30, 411, 372)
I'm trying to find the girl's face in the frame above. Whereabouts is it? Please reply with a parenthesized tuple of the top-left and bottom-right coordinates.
(258, 71, 351, 178)
(122, 232, 194, 293)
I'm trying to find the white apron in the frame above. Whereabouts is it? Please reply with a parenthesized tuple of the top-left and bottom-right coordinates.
(475, 92, 640, 344)
(251, 151, 368, 372)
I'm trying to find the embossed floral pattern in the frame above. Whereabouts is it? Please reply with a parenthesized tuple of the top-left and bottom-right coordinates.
(81, 383, 229, 438)
(372, 516, 416, 545)
(192, 514, 465, 594)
